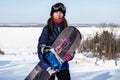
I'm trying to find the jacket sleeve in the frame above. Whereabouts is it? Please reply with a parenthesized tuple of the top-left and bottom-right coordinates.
(37, 26, 49, 60)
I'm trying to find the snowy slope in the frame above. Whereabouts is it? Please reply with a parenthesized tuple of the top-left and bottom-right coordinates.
(0, 54, 120, 80)
(0, 27, 120, 54)
(70, 57, 120, 80)
(0, 27, 120, 80)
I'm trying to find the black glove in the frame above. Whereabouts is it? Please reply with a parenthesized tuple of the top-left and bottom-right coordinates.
(42, 46, 52, 65)
(43, 46, 52, 54)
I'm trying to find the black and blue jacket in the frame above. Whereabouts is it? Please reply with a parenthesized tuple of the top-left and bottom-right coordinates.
(37, 22, 69, 70)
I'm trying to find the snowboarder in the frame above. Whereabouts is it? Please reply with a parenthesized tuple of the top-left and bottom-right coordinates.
(37, 2, 75, 80)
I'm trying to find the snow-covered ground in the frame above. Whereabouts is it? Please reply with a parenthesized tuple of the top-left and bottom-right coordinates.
(0, 54, 120, 80)
(71, 54, 120, 80)
(0, 27, 120, 54)
(0, 27, 120, 80)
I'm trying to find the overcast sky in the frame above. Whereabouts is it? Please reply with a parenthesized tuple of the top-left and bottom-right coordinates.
(0, 0, 120, 24)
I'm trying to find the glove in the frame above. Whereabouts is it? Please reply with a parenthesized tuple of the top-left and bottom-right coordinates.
(42, 46, 53, 65)
(64, 54, 73, 61)
(38, 46, 53, 70)
(42, 46, 52, 54)
(38, 53, 50, 70)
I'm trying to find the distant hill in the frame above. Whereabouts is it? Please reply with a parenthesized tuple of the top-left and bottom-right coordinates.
(0, 23, 45, 27)
(0, 23, 120, 27)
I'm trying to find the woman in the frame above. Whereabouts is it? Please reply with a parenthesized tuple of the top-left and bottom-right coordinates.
(37, 3, 74, 80)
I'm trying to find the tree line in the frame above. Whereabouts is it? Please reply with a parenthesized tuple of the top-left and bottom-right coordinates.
(80, 28, 120, 60)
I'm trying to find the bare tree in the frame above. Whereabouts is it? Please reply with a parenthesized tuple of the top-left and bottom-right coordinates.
(80, 27, 120, 60)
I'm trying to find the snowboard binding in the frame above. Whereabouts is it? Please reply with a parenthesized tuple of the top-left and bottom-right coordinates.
(43, 48, 63, 72)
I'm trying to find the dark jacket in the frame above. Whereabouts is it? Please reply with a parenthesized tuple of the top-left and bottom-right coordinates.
(38, 22, 69, 70)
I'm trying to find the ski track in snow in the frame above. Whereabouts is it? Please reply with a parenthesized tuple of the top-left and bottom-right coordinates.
(69, 60, 120, 80)
(0, 60, 38, 80)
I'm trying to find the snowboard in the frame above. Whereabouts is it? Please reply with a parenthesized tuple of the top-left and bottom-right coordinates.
(25, 26, 81, 80)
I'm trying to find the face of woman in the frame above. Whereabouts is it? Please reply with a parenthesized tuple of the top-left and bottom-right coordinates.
(53, 11, 64, 19)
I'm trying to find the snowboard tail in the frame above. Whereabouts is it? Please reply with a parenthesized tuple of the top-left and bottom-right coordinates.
(25, 62, 50, 80)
